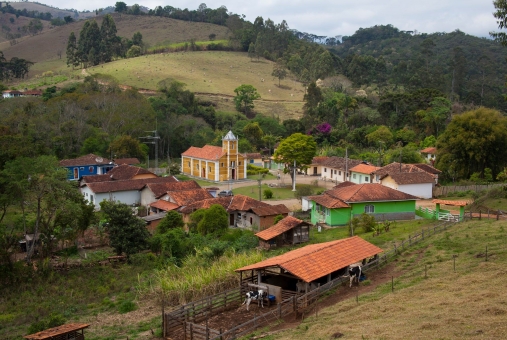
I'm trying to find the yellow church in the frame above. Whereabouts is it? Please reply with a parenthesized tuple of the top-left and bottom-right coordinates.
(181, 131, 247, 181)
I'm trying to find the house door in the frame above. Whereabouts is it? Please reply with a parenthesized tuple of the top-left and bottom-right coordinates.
(231, 169, 236, 180)
(202, 168, 206, 178)
(229, 214, 235, 227)
(73, 168, 78, 179)
(313, 167, 317, 175)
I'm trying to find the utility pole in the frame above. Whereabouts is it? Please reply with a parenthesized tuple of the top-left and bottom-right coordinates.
(140, 130, 160, 170)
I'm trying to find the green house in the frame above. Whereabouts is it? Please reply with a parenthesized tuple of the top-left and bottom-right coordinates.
(308, 183, 418, 226)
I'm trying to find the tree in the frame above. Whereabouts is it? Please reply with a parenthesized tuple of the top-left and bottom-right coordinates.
(108, 135, 147, 159)
(27, 19, 43, 35)
(233, 84, 260, 115)
(415, 97, 451, 136)
(132, 32, 143, 47)
(248, 42, 255, 61)
(115, 2, 128, 13)
(126, 45, 141, 58)
(273, 133, 317, 188)
(197, 204, 228, 236)
(156, 210, 184, 234)
(271, 58, 287, 86)
(99, 14, 117, 63)
(491, 0, 507, 45)
(2, 156, 93, 262)
(243, 122, 264, 149)
(436, 108, 507, 181)
(100, 201, 149, 259)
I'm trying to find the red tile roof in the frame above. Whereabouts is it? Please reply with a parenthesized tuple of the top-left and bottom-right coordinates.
(85, 177, 178, 194)
(413, 163, 441, 174)
(179, 194, 289, 216)
(146, 181, 201, 198)
(236, 236, 383, 282)
(311, 156, 329, 165)
(307, 194, 349, 208)
(245, 153, 262, 159)
(432, 199, 469, 207)
(384, 171, 435, 185)
(373, 162, 426, 178)
(168, 188, 213, 206)
(149, 200, 180, 211)
(332, 181, 356, 189)
(308, 183, 418, 208)
(255, 216, 309, 241)
(107, 164, 156, 180)
(81, 174, 111, 184)
(179, 196, 234, 214)
(182, 145, 225, 160)
(249, 204, 290, 217)
(420, 147, 437, 154)
(114, 158, 140, 165)
(59, 154, 110, 167)
(350, 163, 379, 174)
(24, 323, 90, 340)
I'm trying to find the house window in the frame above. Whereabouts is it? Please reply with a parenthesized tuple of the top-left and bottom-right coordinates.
(365, 176, 369, 182)
(353, 174, 356, 179)
(209, 166, 212, 172)
(239, 162, 241, 165)
(90, 195, 94, 203)
(231, 161, 235, 167)
(231, 143, 234, 149)
(334, 170, 337, 174)
(324, 168, 327, 173)
(365, 205, 374, 213)
(376, 175, 380, 181)
(221, 163, 224, 167)
(325, 208, 330, 216)
(80, 167, 84, 170)
(188, 161, 191, 167)
(250, 217, 253, 224)
(339, 171, 341, 176)
(89, 166, 94, 173)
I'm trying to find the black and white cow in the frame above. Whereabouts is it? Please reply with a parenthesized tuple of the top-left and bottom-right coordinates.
(346, 264, 362, 287)
(242, 290, 266, 311)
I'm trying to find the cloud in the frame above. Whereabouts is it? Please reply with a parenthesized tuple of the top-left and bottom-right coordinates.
(48, 0, 500, 38)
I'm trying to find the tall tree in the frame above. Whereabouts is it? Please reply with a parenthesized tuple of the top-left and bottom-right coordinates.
(66, 31, 79, 68)
(233, 84, 260, 115)
(491, 0, 507, 46)
(271, 58, 287, 86)
(273, 133, 317, 188)
(99, 14, 117, 63)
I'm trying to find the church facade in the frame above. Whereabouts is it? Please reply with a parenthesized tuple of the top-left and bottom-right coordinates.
(181, 131, 247, 181)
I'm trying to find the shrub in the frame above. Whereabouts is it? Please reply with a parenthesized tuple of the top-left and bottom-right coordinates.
(294, 184, 313, 199)
(28, 313, 65, 333)
(273, 214, 284, 224)
(118, 299, 137, 314)
(351, 213, 376, 233)
(263, 189, 273, 199)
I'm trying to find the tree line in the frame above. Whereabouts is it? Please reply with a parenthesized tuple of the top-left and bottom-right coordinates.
(66, 14, 143, 68)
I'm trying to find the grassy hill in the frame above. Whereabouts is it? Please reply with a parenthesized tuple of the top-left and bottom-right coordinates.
(0, 13, 52, 44)
(7, 1, 97, 19)
(0, 13, 231, 63)
(269, 219, 507, 339)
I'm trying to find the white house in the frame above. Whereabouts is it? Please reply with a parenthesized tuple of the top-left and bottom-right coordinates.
(378, 171, 435, 199)
(420, 147, 437, 163)
(319, 157, 362, 182)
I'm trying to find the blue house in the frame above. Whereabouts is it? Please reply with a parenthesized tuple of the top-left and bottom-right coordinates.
(59, 154, 139, 181)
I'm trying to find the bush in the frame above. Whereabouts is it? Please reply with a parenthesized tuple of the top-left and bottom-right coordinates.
(118, 299, 137, 314)
(351, 213, 376, 233)
(263, 189, 273, 199)
(247, 164, 269, 176)
(28, 313, 65, 333)
(294, 184, 313, 199)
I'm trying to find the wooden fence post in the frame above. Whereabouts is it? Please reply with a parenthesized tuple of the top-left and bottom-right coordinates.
(190, 323, 193, 340)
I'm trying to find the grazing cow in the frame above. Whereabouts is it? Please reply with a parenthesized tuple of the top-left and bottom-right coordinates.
(346, 265, 362, 287)
(242, 290, 266, 311)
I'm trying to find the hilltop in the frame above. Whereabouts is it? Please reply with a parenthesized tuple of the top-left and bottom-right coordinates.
(0, 13, 231, 63)
(7, 1, 97, 20)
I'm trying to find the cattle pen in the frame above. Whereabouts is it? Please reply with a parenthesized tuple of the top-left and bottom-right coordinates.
(162, 220, 456, 339)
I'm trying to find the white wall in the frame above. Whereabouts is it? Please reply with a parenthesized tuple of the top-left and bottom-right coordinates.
(399, 183, 433, 199)
(81, 186, 141, 210)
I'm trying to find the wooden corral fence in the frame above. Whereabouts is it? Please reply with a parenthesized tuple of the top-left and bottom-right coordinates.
(163, 276, 257, 338)
(433, 183, 505, 197)
(165, 221, 457, 339)
(464, 208, 507, 221)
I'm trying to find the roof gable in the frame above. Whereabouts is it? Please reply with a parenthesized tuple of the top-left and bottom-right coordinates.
(349, 163, 379, 174)
(86, 177, 179, 194)
(236, 236, 383, 282)
(385, 172, 435, 185)
(146, 181, 201, 198)
(167, 188, 213, 206)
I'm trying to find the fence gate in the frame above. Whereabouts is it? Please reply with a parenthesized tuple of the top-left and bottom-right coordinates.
(184, 322, 221, 340)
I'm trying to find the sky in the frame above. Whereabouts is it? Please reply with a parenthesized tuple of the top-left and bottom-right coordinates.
(42, 0, 501, 39)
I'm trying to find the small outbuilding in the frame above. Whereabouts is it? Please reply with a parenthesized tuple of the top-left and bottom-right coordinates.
(24, 323, 90, 340)
(255, 216, 310, 249)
